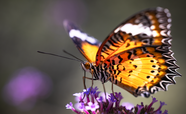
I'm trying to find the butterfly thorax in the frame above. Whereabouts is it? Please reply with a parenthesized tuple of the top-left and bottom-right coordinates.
(92, 63, 110, 83)
(82, 62, 111, 83)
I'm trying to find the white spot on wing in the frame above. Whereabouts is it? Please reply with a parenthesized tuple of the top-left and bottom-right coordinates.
(150, 25, 155, 29)
(160, 30, 168, 36)
(157, 7, 164, 12)
(152, 31, 159, 37)
(168, 18, 172, 23)
(114, 27, 120, 33)
(166, 13, 171, 17)
(164, 9, 169, 13)
(69, 29, 97, 44)
(167, 24, 171, 29)
(120, 23, 152, 36)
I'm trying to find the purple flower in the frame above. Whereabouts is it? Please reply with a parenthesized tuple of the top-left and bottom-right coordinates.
(115, 92, 123, 107)
(107, 93, 117, 111)
(85, 102, 99, 112)
(96, 96, 103, 111)
(66, 102, 80, 114)
(122, 102, 134, 110)
(73, 92, 84, 102)
(153, 101, 167, 113)
(2, 67, 52, 110)
(108, 93, 117, 103)
(163, 110, 168, 114)
(137, 105, 144, 114)
(66, 102, 74, 109)
(100, 92, 109, 102)
(75, 103, 85, 111)
(147, 96, 158, 111)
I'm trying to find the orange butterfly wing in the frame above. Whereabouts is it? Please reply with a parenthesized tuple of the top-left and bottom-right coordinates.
(96, 7, 181, 97)
(96, 7, 171, 66)
(63, 20, 101, 63)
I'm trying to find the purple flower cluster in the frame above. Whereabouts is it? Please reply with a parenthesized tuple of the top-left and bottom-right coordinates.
(66, 87, 168, 114)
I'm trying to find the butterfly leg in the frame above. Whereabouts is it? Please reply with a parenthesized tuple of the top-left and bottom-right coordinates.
(90, 72, 94, 90)
(111, 76, 119, 101)
(82, 74, 98, 88)
(82, 71, 98, 99)
(103, 75, 118, 100)
(83, 70, 87, 90)
(102, 83, 107, 101)
(82, 72, 93, 100)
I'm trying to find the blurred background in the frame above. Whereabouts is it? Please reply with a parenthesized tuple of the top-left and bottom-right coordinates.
(0, 0, 185, 114)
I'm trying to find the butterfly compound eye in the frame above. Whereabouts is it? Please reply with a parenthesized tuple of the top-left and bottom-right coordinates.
(84, 62, 91, 70)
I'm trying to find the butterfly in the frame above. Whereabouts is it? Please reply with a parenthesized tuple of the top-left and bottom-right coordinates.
(63, 7, 181, 97)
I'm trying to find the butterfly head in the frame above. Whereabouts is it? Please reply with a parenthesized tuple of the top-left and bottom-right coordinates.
(81, 62, 92, 72)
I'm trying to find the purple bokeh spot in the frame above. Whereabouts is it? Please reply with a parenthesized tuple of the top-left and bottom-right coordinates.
(2, 67, 52, 110)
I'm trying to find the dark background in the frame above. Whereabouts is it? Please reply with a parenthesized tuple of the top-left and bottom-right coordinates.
(0, 0, 185, 114)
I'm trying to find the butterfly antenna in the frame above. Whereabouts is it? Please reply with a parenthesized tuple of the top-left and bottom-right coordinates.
(37, 51, 82, 62)
(63, 50, 84, 63)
